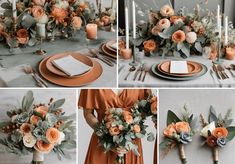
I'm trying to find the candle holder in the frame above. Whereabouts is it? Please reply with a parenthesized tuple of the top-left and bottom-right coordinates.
(35, 37, 46, 55)
(213, 32, 223, 64)
(129, 38, 139, 66)
(35, 23, 47, 55)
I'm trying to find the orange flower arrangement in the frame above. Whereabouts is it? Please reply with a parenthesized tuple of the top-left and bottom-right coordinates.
(35, 140, 54, 153)
(175, 122, 191, 133)
(46, 128, 61, 144)
(143, 39, 157, 52)
(163, 123, 176, 137)
(51, 7, 68, 24)
(35, 106, 48, 118)
(172, 30, 186, 43)
(212, 127, 228, 138)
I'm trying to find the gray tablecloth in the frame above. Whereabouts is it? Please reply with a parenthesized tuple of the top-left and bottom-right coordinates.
(119, 56, 235, 88)
(0, 30, 116, 87)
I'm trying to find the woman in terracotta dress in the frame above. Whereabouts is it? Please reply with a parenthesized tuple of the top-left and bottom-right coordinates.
(78, 89, 150, 164)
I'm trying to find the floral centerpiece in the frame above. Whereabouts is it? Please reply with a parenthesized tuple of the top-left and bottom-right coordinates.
(0, 91, 76, 163)
(160, 106, 197, 164)
(200, 106, 235, 164)
(95, 107, 148, 164)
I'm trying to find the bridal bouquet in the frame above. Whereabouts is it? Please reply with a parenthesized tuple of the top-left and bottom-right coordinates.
(0, 91, 76, 163)
(95, 108, 147, 164)
(200, 106, 235, 164)
(160, 107, 197, 164)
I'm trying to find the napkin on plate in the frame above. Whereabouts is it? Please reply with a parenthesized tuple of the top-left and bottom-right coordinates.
(52, 55, 91, 76)
(170, 61, 188, 74)
(110, 42, 117, 50)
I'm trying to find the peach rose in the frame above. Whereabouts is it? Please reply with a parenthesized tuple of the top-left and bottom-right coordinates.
(143, 39, 157, 52)
(30, 115, 40, 125)
(212, 127, 228, 138)
(157, 18, 171, 30)
(133, 125, 141, 133)
(79, 2, 88, 11)
(20, 123, 31, 134)
(163, 123, 176, 137)
(35, 140, 54, 153)
(72, 16, 82, 30)
(150, 96, 157, 115)
(172, 30, 186, 43)
(109, 126, 120, 136)
(151, 25, 161, 36)
(46, 128, 61, 144)
(31, 6, 45, 19)
(160, 5, 174, 17)
(123, 111, 133, 124)
(175, 122, 191, 133)
(33, 0, 45, 6)
(35, 106, 48, 118)
(51, 7, 68, 24)
(101, 16, 110, 26)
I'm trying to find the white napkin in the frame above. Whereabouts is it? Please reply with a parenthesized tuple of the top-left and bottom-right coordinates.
(110, 42, 117, 50)
(52, 55, 91, 76)
(170, 61, 188, 74)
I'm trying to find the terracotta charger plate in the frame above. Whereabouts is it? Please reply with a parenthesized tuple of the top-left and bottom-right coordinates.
(46, 52, 94, 78)
(106, 40, 117, 53)
(157, 61, 203, 77)
(39, 56, 103, 87)
(101, 44, 117, 59)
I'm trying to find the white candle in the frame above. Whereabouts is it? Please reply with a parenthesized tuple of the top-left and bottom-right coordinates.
(36, 23, 46, 38)
(12, 0, 17, 18)
(217, 5, 221, 38)
(224, 16, 228, 45)
(132, 0, 136, 39)
(125, 6, 129, 49)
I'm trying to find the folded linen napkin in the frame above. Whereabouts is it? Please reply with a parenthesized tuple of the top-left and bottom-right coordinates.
(52, 55, 91, 76)
(170, 61, 189, 74)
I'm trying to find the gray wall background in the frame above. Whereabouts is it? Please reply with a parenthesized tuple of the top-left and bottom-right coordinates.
(0, 89, 77, 164)
(159, 89, 235, 164)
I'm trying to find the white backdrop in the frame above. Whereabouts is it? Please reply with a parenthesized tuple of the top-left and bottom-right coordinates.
(77, 89, 157, 164)
(0, 89, 77, 164)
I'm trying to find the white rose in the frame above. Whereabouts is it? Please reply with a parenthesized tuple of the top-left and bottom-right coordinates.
(23, 133, 37, 148)
(36, 14, 48, 24)
(186, 32, 197, 44)
(57, 132, 65, 145)
(200, 121, 216, 138)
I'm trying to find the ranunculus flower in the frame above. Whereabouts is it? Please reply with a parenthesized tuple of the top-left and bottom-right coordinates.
(212, 127, 228, 138)
(33, 0, 45, 6)
(157, 18, 171, 30)
(160, 5, 174, 17)
(31, 6, 45, 19)
(151, 25, 161, 36)
(133, 125, 141, 133)
(179, 132, 192, 144)
(35, 140, 54, 153)
(30, 115, 40, 125)
(35, 106, 48, 118)
(172, 30, 186, 43)
(186, 32, 197, 44)
(200, 121, 216, 138)
(143, 39, 157, 52)
(72, 16, 82, 30)
(216, 137, 227, 147)
(46, 128, 61, 144)
(206, 135, 217, 147)
(23, 133, 37, 148)
(123, 111, 133, 124)
(101, 16, 110, 26)
(51, 7, 68, 24)
(150, 96, 157, 115)
(163, 123, 176, 138)
(175, 122, 191, 133)
(109, 126, 120, 136)
(20, 123, 31, 134)
(170, 15, 184, 24)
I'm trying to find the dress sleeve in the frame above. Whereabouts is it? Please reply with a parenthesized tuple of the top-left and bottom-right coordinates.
(78, 89, 101, 110)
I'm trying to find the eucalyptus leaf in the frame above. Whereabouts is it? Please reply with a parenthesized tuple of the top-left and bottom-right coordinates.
(167, 110, 181, 125)
(21, 91, 34, 112)
(209, 106, 218, 123)
(226, 126, 235, 141)
(49, 99, 65, 112)
(195, 42, 203, 53)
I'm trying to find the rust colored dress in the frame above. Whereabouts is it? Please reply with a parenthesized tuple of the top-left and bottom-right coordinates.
(78, 89, 149, 164)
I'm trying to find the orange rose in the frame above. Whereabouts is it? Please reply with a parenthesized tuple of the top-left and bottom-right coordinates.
(30, 115, 40, 125)
(143, 39, 157, 52)
(133, 125, 141, 133)
(79, 2, 88, 11)
(35, 106, 48, 118)
(175, 122, 191, 133)
(123, 111, 133, 124)
(17, 29, 28, 38)
(72, 16, 82, 30)
(163, 123, 176, 137)
(172, 30, 186, 43)
(51, 7, 68, 24)
(101, 16, 110, 26)
(35, 140, 54, 153)
(109, 126, 120, 136)
(160, 5, 174, 17)
(46, 128, 60, 144)
(212, 127, 228, 138)
(206, 135, 217, 147)
(31, 6, 45, 19)
(20, 123, 31, 134)
(150, 96, 157, 115)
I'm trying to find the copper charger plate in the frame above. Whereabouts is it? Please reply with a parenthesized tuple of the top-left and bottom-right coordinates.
(39, 56, 103, 87)
(157, 61, 203, 77)
(106, 40, 117, 53)
(46, 52, 94, 78)
(101, 44, 117, 59)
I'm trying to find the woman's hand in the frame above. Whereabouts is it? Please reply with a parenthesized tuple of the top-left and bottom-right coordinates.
(111, 147, 128, 156)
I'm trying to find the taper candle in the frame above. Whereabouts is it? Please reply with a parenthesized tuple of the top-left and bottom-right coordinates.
(12, 0, 17, 18)
(125, 6, 129, 49)
(224, 16, 228, 46)
(132, 0, 136, 39)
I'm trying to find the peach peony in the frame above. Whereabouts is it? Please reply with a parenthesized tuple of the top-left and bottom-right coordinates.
(33, 0, 45, 6)
(20, 123, 31, 134)
(31, 6, 45, 19)
(157, 18, 171, 30)
(143, 39, 157, 52)
(35, 140, 54, 153)
(160, 5, 174, 17)
(133, 125, 141, 133)
(186, 32, 197, 44)
(30, 115, 40, 125)
(72, 16, 82, 30)
(163, 123, 176, 137)
(123, 111, 133, 124)
(46, 128, 61, 144)
(151, 25, 161, 36)
(101, 16, 110, 26)
(35, 106, 48, 118)
(51, 7, 68, 24)
(109, 126, 120, 136)
(175, 122, 191, 133)
(212, 127, 228, 138)
(150, 96, 157, 115)
(172, 30, 186, 43)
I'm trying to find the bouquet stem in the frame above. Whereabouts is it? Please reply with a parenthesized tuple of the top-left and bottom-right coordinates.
(212, 147, 219, 164)
(32, 151, 44, 164)
(178, 144, 187, 164)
